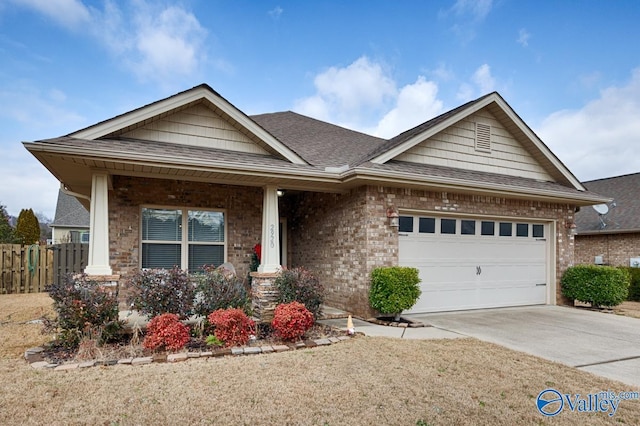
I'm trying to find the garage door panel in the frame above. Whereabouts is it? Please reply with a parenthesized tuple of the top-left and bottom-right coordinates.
(399, 216, 549, 314)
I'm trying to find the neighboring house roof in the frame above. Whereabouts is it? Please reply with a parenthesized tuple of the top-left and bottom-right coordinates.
(575, 172, 640, 234)
(51, 189, 90, 228)
(24, 84, 609, 206)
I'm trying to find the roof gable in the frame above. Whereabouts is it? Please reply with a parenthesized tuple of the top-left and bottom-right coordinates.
(70, 84, 307, 165)
(367, 92, 585, 190)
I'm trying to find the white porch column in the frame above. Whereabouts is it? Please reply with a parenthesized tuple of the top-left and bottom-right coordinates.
(84, 173, 112, 275)
(257, 185, 281, 273)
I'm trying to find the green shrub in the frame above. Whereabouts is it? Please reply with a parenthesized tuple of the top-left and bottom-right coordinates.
(274, 267, 324, 318)
(45, 273, 123, 347)
(192, 266, 249, 317)
(126, 267, 195, 319)
(620, 267, 640, 301)
(271, 302, 314, 341)
(369, 266, 421, 319)
(561, 265, 630, 307)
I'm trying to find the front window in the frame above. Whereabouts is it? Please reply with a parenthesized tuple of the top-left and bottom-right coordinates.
(141, 207, 225, 271)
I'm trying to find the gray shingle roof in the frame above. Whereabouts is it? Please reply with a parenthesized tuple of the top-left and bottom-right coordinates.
(250, 111, 385, 168)
(51, 189, 89, 228)
(575, 173, 640, 233)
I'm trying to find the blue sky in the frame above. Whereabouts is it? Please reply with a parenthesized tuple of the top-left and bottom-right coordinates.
(2, 0, 640, 219)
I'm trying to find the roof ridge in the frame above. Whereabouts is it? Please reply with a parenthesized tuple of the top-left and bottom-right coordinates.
(582, 171, 640, 184)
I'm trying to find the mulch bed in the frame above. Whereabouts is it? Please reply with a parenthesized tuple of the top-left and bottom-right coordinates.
(40, 323, 346, 365)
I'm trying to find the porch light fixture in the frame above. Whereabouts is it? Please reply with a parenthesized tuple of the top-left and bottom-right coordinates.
(387, 206, 399, 228)
(566, 220, 577, 235)
(276, 189, 285, 197)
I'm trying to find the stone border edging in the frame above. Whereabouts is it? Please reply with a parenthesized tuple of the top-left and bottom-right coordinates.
(24, 336, 353, 372)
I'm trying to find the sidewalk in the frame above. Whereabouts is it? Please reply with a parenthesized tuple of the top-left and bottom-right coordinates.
(318, 316, 464, 340)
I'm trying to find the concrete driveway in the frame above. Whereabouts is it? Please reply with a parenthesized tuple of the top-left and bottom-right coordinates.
(407, 305, 640, 388)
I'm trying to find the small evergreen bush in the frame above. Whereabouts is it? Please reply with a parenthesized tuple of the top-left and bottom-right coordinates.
(143, 313, 190, 351)
(192, 266, 249, 317)
(15, 208, 40, 244)
(271, 302, 314, 341)
(369, 266, 421, 320)
(620, 267, 640, 301)
(208, 308, 255, 347)
(45, 273, 123, 347)
(274, 267, 324, 318)
(127, 267, 195, 319)
(561, 265, 630, 307)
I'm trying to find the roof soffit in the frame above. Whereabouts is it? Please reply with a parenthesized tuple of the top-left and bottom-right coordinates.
(69, 85, 308, 165)
(369, 92, 585, 191)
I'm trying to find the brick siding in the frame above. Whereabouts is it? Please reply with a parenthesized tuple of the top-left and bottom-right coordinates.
(575, 233, 640, 266)
(288, 185, 577, 317)
(107, 177, 577, 317)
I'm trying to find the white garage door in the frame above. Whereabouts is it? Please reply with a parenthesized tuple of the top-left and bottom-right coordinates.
(399, 215, 548, 314)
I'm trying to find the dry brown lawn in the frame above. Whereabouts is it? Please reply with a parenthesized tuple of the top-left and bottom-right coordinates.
(2, 293, 640, 425)
(612, 301, 640, 319)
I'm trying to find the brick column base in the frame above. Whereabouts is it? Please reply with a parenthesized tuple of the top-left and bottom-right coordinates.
(250, 271, 281, 323)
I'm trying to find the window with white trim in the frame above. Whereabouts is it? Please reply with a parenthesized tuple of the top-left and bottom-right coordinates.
(141, 207, 225, 271)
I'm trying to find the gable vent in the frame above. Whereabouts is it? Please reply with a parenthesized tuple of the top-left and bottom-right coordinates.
(475, 123, 491, 153)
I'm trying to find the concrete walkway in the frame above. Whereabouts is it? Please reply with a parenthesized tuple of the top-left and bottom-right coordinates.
(319, 316, 464, 339)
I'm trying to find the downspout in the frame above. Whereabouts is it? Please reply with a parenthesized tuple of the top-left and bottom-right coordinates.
(60, 183, 91, 202)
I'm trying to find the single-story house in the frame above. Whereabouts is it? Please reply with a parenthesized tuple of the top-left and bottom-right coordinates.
(50, 189, 90, 244)
(575, 173, 640, 267)
(24, 84, 607, 317)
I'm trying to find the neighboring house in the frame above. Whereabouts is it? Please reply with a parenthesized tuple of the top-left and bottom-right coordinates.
(24, 84, 607, 317)
(50, 189, 90, 244)
(574, 173, 640, 267)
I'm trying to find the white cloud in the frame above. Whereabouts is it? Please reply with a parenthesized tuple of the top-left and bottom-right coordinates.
(537, 68, 640, 181)
(130, 5, 206, 82)
(295, 56, 397, 129)
(13, 1, 208, 86)
(372, 77, 444, 138)
(451, 0, 493, 21)
(295, 57, 445, 138)
(457, 63, 496, 101)
(268, 6, 283, 19)
(12, 0, 90, 29)
(517, 28, 531, 47)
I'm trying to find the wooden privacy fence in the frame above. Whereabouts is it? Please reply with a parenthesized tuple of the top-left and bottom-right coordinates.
(0, 243, 89, 294)
(51, 243, 89, 288)
(1, 244, 53, 294)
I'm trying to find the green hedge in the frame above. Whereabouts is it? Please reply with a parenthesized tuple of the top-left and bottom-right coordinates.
(561, 265, 630, 307)
(620, 267, 640, 301)
(369, 266, 421, 317)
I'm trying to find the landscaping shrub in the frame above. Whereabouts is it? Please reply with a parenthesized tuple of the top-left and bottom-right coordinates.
(143, 313, 190, 351)
(208, 308, 255, 347)
(127, 267, 195, 319)
(620, 267, 640, 301)
(274, 267, 324, 318)
(561, 265, 630, 307)
(271, 302, 314, 341)
(45, 273, 123, 347)
(369, 266, 421, 320)
(192, 266, 249, 317)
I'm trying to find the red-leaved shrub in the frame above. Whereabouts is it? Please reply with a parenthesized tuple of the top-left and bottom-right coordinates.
(271, 302, 314, 341)
(208, 308, 255, 347)
(143, 313, 190, 351)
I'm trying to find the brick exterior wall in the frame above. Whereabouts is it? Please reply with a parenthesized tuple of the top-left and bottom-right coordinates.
(108, 176, 263, 284)
(575, 233, 640, 266)
(288, 185, 577, 317)
(106, 177, 577, 317)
